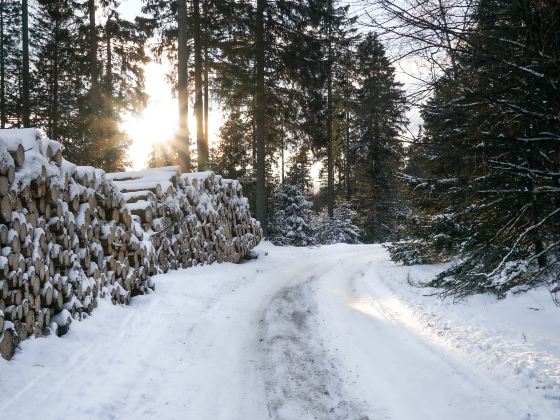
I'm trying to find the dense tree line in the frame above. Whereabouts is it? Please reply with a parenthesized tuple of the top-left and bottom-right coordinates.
(144, 0, 407, 243)
(7, 0, 554, 298)
(380, 0, 560, 298)
(0, 0, 149, 170)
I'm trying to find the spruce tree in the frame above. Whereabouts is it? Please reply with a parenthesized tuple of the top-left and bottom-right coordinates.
(268, 184, 315, 247)
(214, 111, 253, 182)
(350, 33, 407, 242)
(393, 1, 560, 298)
(25, 0, 149, 170)
(0, 0, 21, 127)
(314, 200, 361, 245)
(31, 0, 81, 139)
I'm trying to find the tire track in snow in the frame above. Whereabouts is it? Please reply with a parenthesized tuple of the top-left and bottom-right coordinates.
(259, 275, 371, 420)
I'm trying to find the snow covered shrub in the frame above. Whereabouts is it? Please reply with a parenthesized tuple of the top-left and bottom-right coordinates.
(386, 241, 433, 265)
(268, 184, 315, 246)
(314, 201, 361, 245)
(386, 210, 460, 266)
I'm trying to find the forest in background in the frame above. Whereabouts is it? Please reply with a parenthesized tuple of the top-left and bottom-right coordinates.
(1, 0, 559, 299)
(0, 0, 150, 170)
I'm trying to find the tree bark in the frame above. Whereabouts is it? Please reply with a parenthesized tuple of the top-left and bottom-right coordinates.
(281, 124, 284, 185)
(22, 0, 30, 127)
(203, 0, 209, 153)
(255, 0, 267, 232)
(0, 0, 4, 128)
(51, 20, 60, 139)
(326, 0, 334, 217)
(194, 0, 207, 170)
(177, 0, 190, 172)
(104, 16, 113, 155)
(88, 0, 99, 108)
(106, 19, 113, 94)
(345, 109, 350, 201)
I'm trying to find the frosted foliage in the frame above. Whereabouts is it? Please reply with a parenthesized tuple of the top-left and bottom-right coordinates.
(268, 185, 315, 247)
(314, 201, 361, 245)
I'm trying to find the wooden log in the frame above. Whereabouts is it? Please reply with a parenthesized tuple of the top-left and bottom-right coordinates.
(0, 176, 9, 196)
(130, 207, 153, 224)
(40, 282, 54, 306)
(0, 195, 11, 223)
(4, 304, 22, 321)
(48, 184, 61, 205)
(52, 309, 72, 336)
(0, 327, 17, 360)
(8, 144, 25, 167)
(47, 142, 63, 167)
(6, 271, 19, 288)
(0, 279, 8, 298)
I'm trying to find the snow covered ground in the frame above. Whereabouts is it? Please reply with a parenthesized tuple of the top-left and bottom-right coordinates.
(1, 243, 559, 420)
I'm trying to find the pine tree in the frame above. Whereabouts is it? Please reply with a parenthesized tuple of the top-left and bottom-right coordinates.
(210, 0, 356, 233)
(314, 200, 361, 245)
(268, 184, 315, 247)
(214, 111, 253, 182)
(25, 0, 149, 170)
(350, 33, 407, 242)
(393, 1, 560, 298)
(31, 0, 81, 139)
(285, 146, 313, 195)
(0, 0, 22, 127)
(298, 0, 354, 215)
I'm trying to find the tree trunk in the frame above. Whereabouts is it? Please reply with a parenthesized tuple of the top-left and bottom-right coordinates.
(49, 20, 60, 139)
(255, 0, 266, 232)
(177, 0, 190, 172)
(21, 0, 30, 127)
(372, 115, 380, 239)
(194, 0, 206, 171)
(345, 109, 350, 201)
(106, 19, 113, 94)
(437, 0, 458, 78)
(281, 124, 285, 185)
(0, 0, 4, 128)
(104, 16, 114, 155)
(88, 0, 99, 107)
(326, 0, 334, 217)
(203, 0, 209, 153)
(51, 20, 60, 139)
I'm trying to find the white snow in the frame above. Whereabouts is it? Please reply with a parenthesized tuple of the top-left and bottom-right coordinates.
(108, 165, 180, 193)
(1, 243, 558, 420)
(0, 127, 42, 149)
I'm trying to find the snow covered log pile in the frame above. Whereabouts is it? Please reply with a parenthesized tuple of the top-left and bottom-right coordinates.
(0, 129, 261, 360)
(107, 167, 262, 268)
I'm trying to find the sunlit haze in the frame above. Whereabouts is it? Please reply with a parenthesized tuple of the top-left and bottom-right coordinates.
(117, 0, 418, 173)
(120, 59, 223, 170)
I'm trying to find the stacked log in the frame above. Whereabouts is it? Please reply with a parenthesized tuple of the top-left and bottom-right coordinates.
(0, 129, 262, 360)
(108, 168, 262, 270)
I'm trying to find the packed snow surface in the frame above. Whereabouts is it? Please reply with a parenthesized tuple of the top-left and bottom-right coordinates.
(1, 243, 559, 420)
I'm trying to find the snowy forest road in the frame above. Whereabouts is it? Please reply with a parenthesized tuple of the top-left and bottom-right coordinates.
(1, 243, 558, 420)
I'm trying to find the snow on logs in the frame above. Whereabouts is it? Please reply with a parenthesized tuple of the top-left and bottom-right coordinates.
(107, 167, 262, 269)
(0, 129, 262, 360)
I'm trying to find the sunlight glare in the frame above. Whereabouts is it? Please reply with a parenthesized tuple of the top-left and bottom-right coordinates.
(121, 59, 224, 170)
(121, 60, 177, 170)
